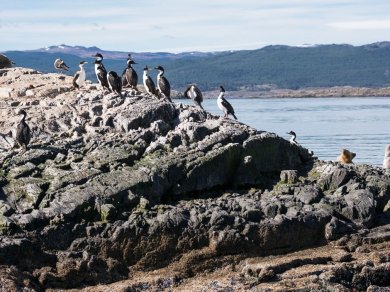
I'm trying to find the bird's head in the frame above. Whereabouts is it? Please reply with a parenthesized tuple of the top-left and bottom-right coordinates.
(287, 131, 296, 136)
(18, 109, 27, 116)
(94, 53, 103, 61)
(80, 61, 87, 65)
(220, 86, 225, 93)
(154, 65, 164, 72)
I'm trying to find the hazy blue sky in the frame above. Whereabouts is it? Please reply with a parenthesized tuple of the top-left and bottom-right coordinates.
(1, 0, 390, 52)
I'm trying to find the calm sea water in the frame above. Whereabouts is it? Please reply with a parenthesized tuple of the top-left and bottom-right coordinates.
(179, 97, 390, 166)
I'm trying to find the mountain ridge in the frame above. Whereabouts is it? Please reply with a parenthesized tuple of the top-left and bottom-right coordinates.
(18, 41, 390, 57)
(3, 41, 390, 91)
(23, 44, 221, 60)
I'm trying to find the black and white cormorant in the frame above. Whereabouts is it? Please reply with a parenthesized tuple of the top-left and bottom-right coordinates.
(287, 131, 298, 145)
(107, 71, 122, 97)
(93, 53, 107, 71)
(73, 61, 87, 89)
(155, 65, 172, 102)
(184, 84, 204, 109)
(143, 66, 157, 96)
(54, 58, 69, 73)
(94, 54, 110, 91)
(16, 109, 31, 151)
(122, 59, 138, 90)
(0, 54, 14, 69)
(217, 86, 237, 120)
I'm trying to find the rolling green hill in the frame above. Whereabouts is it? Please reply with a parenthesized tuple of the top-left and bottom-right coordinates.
(4, 42, 390, 91)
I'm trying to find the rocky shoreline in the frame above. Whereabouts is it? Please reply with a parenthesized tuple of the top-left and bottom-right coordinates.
(1, 68, 390, 291)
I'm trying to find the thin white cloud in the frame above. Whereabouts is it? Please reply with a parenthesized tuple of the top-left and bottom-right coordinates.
(0, 7, 132, 21)
(154, 41, 268, 53)
(329, 20, 390, 30)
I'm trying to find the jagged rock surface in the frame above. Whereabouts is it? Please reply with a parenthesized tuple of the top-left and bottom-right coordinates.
(1, 68, 390, 291)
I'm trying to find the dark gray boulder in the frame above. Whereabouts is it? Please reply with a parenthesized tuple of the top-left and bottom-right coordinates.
(0, 54, 13, 69)
(343, 189, 377, 226)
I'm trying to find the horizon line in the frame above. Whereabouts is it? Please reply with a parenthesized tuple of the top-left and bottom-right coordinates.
(2, 40, 390, 55)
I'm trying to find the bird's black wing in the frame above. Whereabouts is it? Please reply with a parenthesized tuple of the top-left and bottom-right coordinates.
(61, 62, 69, 71)
(122, 68, 128, 87)
(108, 73, 122, 96)
(97, 68, 110, 89)
(107, 73, 115, 89)
(128, 68, 138, 88)
(159, 77, 171, 97)
(16, 123, 24, 145)
(100, 63, 107, 72)
(16, 122, 31, 147)
(194, 86, 203, 103)
(23, 124, 31, 146)
(221, 97, 237, 119)
(146, 77, 156, 95)
(73, 72, 80, 88)
(114, 75, 123, 95)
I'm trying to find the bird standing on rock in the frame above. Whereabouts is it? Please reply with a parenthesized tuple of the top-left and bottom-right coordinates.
(73, 61, 87, 89)
(15, 109, 31, 151)
(217, 86, 237, 120)
(107, 71, 123, 97)
(184, 84, 204, 109)
(287, 131, 298, 145)
(143, 66, 157, 96)
(94, 53, 110, 91)
(122, 58, 138, 90)
(54, 58, 69, 74)
(155, 65, 172, 102)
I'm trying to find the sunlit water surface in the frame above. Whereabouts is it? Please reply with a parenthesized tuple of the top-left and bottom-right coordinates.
(179, 97, 390, 166)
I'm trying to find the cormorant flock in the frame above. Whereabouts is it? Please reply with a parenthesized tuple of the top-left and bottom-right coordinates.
(58, 53, 237, 120)
(3, 52, 238, 152)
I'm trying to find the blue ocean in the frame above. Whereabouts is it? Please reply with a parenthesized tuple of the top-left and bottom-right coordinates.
(180, 97, 390, 166)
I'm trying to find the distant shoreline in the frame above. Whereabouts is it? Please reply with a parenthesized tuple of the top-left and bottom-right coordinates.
(196, 86, 390, 99)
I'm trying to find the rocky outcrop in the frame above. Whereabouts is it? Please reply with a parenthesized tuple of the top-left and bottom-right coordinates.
(0, 54, 13, 70)
(1, 68, 390, 291)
